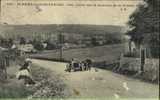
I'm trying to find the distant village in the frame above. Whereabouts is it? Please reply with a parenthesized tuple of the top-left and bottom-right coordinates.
(0, 31, 123, 54)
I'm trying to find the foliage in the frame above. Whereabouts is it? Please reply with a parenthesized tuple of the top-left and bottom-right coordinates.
(104, 33, 122, 44)
(32, 39, 44, 51)
(91, 37, 99, 46)
(126, 0, 159, 58)
(0, 38, 13, 48)
(20, 37, 26, 45)
(123, 51, 140, 58)
(44, 40, 57, 50)
(34, 43, 44, 51)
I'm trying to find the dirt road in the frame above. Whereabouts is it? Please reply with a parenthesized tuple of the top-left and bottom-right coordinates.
(31, 59, 159, 99)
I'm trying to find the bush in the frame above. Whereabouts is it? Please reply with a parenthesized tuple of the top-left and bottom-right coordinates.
(124, 51, 139, 58)
(46, 43, 56, 50)
(150, 46, 159, 58)
(33, 42, 44, 51)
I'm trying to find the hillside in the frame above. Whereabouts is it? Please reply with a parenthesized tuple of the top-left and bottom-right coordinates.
(0, 24, 125, 37)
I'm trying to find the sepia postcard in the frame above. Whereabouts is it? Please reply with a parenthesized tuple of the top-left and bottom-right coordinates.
(0, 0, 159, 99)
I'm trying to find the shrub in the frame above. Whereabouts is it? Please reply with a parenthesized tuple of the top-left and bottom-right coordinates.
(124, 51, 139, 58)
(33, 42, 44, 51)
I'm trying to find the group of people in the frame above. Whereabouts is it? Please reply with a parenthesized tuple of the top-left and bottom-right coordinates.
(16, 58, 35, 86)
(17, 58, 92, 85)
(65, 58, 92, 72)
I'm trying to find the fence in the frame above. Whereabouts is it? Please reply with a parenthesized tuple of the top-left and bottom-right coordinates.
(0, 50, 19, 81)
(0, 53, 8, 81)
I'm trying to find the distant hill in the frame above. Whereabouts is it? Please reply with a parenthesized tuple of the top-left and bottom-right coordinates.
(0, 24, 125, 37)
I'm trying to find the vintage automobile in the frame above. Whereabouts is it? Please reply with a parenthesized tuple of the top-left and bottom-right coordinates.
(65, 59, 92, 72)
(65, 62, 82, 72)
(72, 62, 82, 71)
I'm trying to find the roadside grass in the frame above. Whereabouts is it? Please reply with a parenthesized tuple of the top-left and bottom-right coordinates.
(0, 65, 34, 98)
(0, 82, 33, 98)
(0, 59, 69, 98)
(29, 64, 70, 98)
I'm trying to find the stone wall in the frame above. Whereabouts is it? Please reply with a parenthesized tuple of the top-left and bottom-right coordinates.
(120, 57, 159, 83)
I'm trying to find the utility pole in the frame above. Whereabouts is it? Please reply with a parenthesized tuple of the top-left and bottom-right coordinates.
(59, 33, 63, 60)
(58, 33, 64, 60)
(57, 25, 64, 61)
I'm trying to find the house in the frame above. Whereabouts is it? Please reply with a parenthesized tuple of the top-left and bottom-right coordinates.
(0, 46, 8, 51)
(17, 44, 37, 53)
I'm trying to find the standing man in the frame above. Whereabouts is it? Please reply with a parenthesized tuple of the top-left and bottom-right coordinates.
(70, 58, 75, 69)
(86, 59, 92, 71)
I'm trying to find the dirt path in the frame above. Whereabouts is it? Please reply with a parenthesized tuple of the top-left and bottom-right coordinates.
(31, 59, 159, 99)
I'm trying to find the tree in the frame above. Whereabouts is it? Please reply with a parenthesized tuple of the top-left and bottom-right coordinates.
(32, 39, 44, 51)
(44, 39, 56, 50)
(8, 38, 13, 48)
(58, 34, 65, 44)
(126, 0, 159, 58)
(20, 37, 26, 45)
(91, 37, 98, 46)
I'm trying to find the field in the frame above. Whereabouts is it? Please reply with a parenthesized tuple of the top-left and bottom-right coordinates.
(30, 44, 124, 62)
(30, 44, 159, 83)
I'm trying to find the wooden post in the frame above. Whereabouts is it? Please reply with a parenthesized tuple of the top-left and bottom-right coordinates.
(140, 48, 146, 73)
(5, 55, 9, 67)
(3, 58, 7, 79)
(129, 40, 132, 53)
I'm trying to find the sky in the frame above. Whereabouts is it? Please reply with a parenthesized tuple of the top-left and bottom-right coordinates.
(0, 0, 142, 26)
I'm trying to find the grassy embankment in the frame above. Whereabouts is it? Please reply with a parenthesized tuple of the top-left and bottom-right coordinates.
(0, 64, 33, 98)
(0, 60, 69, 98)
(30, 64, 70, 98)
